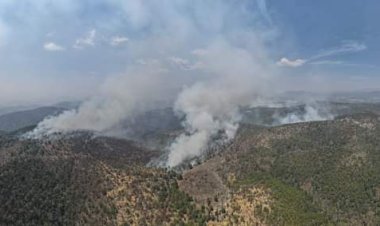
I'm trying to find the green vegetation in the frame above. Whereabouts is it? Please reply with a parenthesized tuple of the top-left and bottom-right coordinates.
(0, 133, 211, 225)
(238, 172, 329, 225)
(214, 114, 380, 225)
(2, 113, 380, 225)
(0, 157, 116, 225)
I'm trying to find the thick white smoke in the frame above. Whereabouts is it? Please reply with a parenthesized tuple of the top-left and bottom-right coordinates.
(277, 105, 334, 125)
(28, 0, 280, 166)
(166, 42, 273, 166)
(30, 65, 181, 136)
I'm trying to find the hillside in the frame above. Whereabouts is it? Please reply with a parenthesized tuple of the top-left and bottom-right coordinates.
(0, 107, 65, 132)
(241, 102, 380, 126)
(180, 113, 380, 225)
(1, 112, 380, 225)
(0, 133, 212, 225)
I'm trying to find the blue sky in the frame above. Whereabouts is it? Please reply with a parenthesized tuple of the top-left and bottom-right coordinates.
(0, 0, 379, 106)
(272, 0, 379, 65)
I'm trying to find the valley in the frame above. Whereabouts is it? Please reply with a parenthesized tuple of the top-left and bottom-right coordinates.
(1, 103, 380, 225)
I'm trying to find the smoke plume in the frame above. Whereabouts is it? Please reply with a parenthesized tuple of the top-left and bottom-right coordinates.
(166, 42, 273, 166)
(276, 105, 334, 125)
(28, 0, 282, 166)
(31, 65, 180, 136)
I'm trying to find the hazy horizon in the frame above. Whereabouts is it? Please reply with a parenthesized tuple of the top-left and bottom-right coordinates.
(0, 0, 379, 107)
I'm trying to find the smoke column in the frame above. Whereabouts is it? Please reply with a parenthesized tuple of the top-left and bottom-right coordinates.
(31, 65, 181, 136)
(276, 105, 334, 125)
(166, 42, 274, 166)
(28, 0, 279, 166)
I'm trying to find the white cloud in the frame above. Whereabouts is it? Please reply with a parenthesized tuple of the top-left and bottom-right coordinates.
(43, 42, 65, 51)
(279, 41, 367, 68)
(310, 60, 376, 68)
(169, 57, 190, 66)
(309, 60, 343, 65)
(311, 40, 367, 60)
(277, 57, 306, 67)
(169, 57, 203, 70)
(73, 29, 96, 49)
(110, 36, 129, 46)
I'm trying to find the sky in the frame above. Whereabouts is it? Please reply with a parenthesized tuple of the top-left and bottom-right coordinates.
(0, 0, 379, 106)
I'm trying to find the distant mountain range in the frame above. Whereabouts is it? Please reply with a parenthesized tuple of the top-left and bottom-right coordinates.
(281, 90, 380, 103)
(0, 107, 65, 132)
(0, 101, 81, 133)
